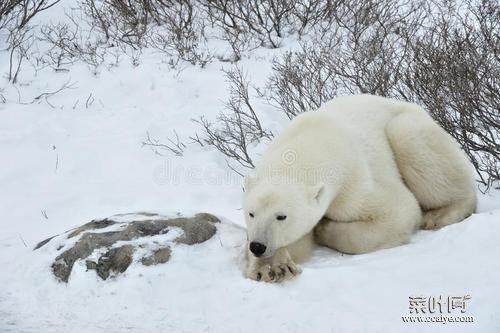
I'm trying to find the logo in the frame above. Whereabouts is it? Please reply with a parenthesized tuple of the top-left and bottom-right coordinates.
(402, 295, 473, 324)
(281, 149, 297, 165)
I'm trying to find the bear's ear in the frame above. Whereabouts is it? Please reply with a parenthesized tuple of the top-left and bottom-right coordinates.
(309, 183, 325, 205)
(243, 175, 257, 192)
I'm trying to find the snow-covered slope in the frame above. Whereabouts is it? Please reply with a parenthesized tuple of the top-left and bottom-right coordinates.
(1, 2, 499, 332)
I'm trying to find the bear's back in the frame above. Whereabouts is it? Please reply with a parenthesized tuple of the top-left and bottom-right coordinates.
(256, 94, 410, 183)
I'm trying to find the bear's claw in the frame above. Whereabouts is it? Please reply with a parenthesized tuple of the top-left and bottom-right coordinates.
(249, 261, 301, 283)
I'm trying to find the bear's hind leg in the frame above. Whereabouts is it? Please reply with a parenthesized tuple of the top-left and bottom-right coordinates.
(422, 197, 476, 229)
(314, 216, 415, 254)
(386, 109, 476, 229)
(314, 185, 422, 254)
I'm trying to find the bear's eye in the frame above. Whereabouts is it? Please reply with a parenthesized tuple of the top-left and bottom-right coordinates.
(249, 213, 254, 218)
(276, 215, 287, 221)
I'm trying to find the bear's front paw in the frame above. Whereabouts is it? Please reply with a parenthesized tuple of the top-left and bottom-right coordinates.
(248, 261, 302, 283)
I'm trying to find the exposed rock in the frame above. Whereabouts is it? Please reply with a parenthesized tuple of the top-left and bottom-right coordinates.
(67, 219, 116, 238)
(85, 245, 134, 280)
(36, 213, 220, 282)
(141, 247, 172, 266)
(33, 236, 56, 250)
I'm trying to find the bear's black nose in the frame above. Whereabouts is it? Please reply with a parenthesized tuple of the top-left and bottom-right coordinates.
(249, 242, 267, 257)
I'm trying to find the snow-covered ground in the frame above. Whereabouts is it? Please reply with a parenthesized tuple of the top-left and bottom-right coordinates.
(1, 203, 500, 333)
(1, 2, 500, 332)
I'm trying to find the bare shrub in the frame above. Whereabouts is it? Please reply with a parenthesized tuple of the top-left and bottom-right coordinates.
(1, 0, 62, 82)
(266, 45, 340, 119)
(202, 0, 336, 61)
(0, 0, 61, 31)
(404, 0, 500, 190)
(40, 14, 111, 72)
(266, 0, 425, 117)
(192, 67, 272, 173)
(6, 26, 34, 82)
(71, 0, 210, 67)
(142, 130, 187, 156)
(0, 89, 6, 103)
(148, 0, 211, 66)
(39, 0, 211, 68)
(17, 79, 76, 107)
(203, 0, 294, 53)
(0, 1, 21, 30)
(79, 0, 150, 48)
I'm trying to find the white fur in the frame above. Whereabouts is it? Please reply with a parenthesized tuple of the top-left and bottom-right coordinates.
(244, 94, 476, 282)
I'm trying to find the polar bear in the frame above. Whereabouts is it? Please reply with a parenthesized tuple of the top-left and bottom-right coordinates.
(243, 94, 476, 282)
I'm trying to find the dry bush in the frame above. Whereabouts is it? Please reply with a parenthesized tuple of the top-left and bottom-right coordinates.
(266, 0, 426, 117)
(0, 88, 6, 103)
(202, 0, 335, 61)
(266, 45, 340, 119)
(0, 1, 21, 30)
(292, 0, 338, 36)
(34, 0, 348, 69)
(192, 67, 272, 174)
(39, 0, 210, 69)
(1, 0, 61, 31)
(40, 14, 111, 72)
(203, 0, 294, 51)
(148, 0, 211, 66)
(142, 67, 271, 174)
(83, 0, 209, 65)
(79, 0, 150, 47)
(404, 0, 500, 190)
(142, 130, 187, 156)
(1, 0, 61, 82)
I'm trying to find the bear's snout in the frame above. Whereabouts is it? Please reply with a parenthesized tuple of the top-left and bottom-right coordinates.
(249, 242, 267, 257)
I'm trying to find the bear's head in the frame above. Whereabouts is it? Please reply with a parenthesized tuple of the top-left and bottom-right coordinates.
(243, 176, 325, 258)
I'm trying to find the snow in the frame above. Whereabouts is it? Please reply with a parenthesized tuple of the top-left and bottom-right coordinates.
(1, 205, 500, 333)
(1, 2, 500, 332)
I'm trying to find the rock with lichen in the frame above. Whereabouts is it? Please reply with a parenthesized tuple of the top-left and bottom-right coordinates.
(35, 212, 220, 282)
